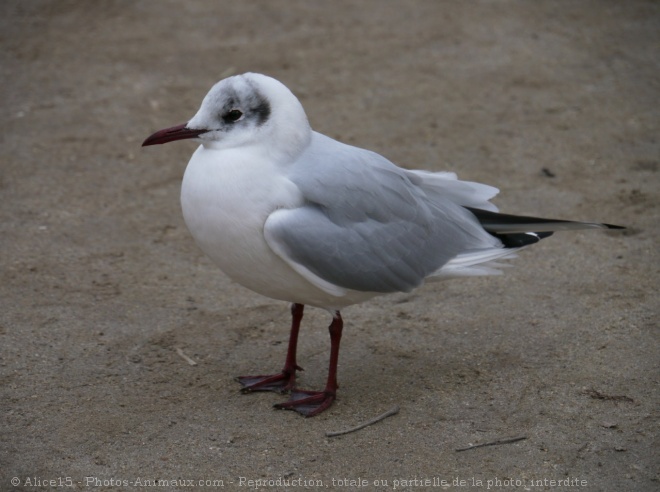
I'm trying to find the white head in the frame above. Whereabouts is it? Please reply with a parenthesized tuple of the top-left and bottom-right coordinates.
(143, 73, 312, 160)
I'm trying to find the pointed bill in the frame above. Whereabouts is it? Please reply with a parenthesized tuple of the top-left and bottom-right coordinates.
(142, 123, 208, 146)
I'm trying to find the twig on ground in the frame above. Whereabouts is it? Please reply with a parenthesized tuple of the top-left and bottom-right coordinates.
(455, 436, 527, 452)
(326, 406, 400, 437)
(175, 346, 198, 366)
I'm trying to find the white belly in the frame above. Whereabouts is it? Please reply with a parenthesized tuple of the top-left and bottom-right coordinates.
(180, 145, 362, 308)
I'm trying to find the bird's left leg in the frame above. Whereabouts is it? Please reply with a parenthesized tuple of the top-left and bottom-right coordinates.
(237, 303, 305, 393)
(274, 310, 343, 417)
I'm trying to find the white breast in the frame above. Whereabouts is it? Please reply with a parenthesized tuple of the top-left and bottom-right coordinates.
(180, 145, 353, 307)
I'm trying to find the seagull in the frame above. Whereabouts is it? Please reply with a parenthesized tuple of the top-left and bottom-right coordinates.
(143, 73, 623, 417)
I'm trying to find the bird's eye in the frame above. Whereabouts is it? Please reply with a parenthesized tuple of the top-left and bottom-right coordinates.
(223, 109, 243, 123)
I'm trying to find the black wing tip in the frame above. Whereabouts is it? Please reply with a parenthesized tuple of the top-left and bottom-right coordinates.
(496, 231, 554, 248)
(465, 207, 626, 232)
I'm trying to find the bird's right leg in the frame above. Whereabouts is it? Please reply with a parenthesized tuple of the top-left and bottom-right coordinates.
(237, 303, 304, 393)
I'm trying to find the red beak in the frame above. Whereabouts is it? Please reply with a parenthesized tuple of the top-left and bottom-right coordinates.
(142, 123, 208, 146)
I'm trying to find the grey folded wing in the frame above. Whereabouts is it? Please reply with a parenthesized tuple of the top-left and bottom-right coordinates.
(264, 136, 499, 294)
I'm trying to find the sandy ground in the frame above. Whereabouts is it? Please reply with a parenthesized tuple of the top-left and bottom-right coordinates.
(1, 1, 658, 491)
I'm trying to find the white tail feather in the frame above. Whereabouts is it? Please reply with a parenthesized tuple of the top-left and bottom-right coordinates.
(431, 248, 520, 279)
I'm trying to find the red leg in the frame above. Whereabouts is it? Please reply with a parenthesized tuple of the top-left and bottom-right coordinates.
(275, 311, 343, 417)
(237, 303, 305, 393)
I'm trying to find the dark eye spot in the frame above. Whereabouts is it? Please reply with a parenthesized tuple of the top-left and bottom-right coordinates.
(223, 109, 243, 123)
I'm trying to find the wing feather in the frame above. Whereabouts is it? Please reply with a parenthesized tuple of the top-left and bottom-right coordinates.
(264, 133, 501, 294)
